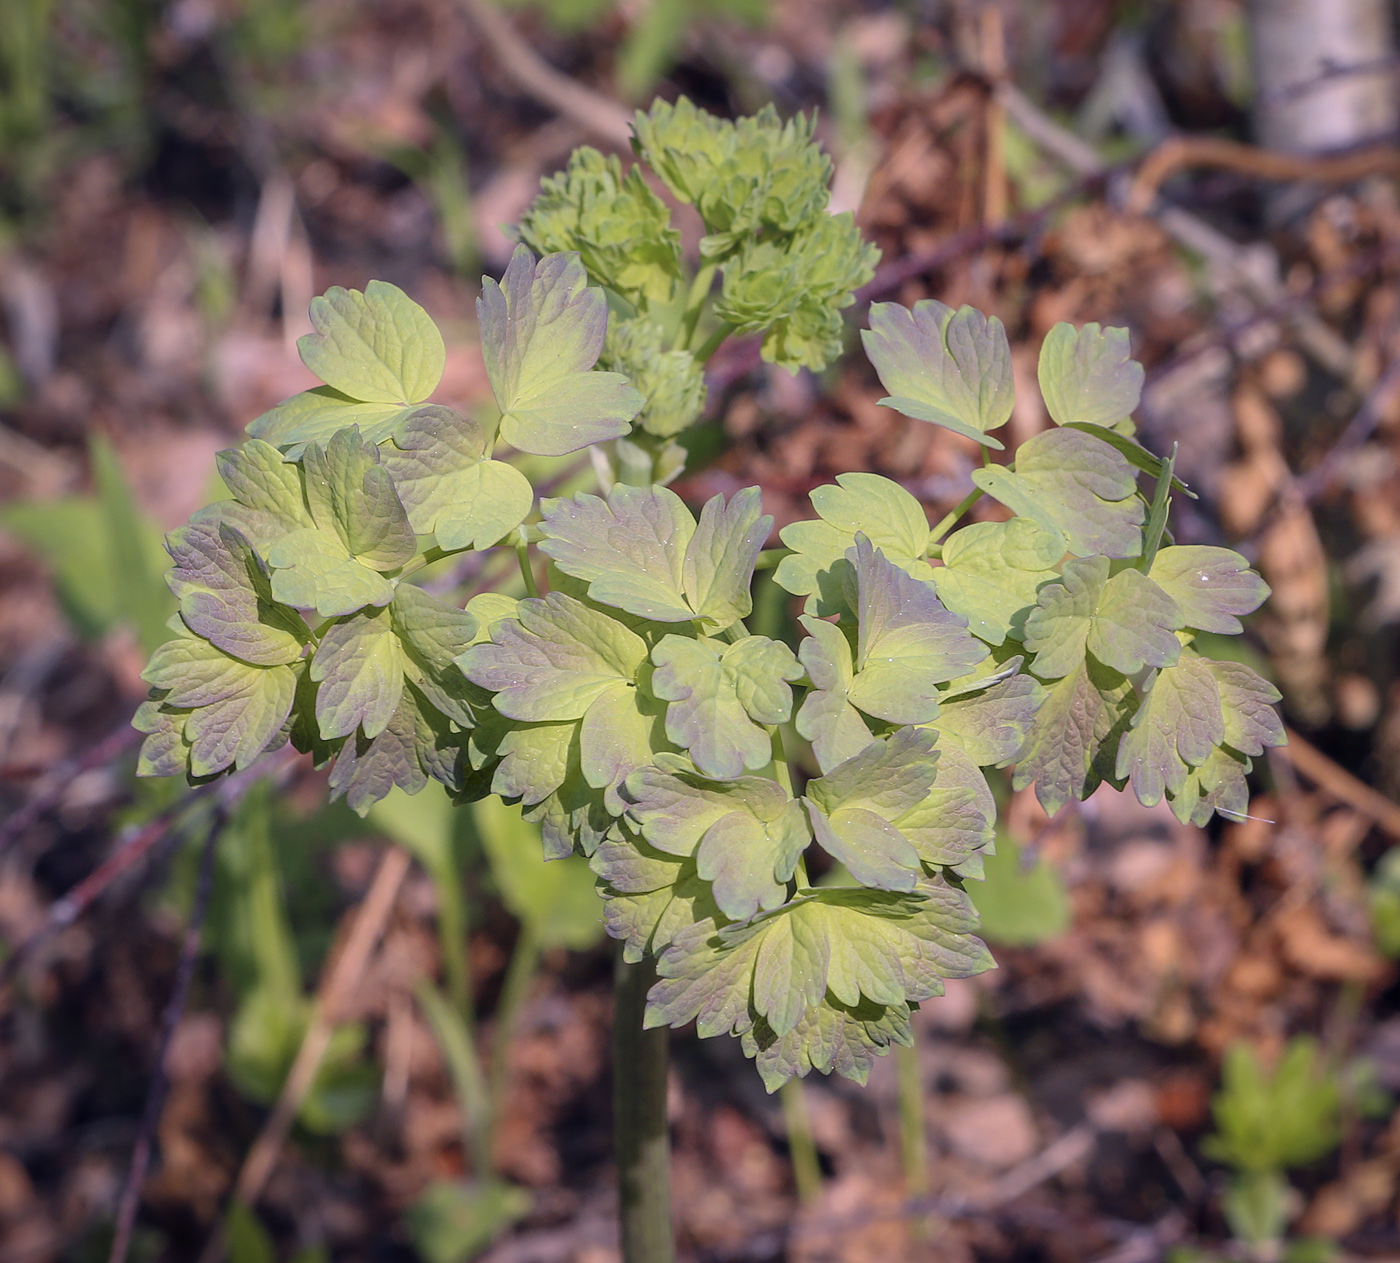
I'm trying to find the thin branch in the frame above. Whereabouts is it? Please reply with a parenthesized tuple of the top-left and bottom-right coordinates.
(1294, 353, 1400, 502)
(1278, 727, 1400, 841)
(457, 0, 632, 150)
(0, 722, 141, 856)
(107, 807, 225, 1263)
(1126, 135, 1400, 214)
(0, 750, 297, 989)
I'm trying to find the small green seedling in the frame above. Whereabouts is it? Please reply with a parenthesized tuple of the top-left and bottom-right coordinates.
(131, 97, 1284, 1258)
(1203, 1038, 1342, 1254)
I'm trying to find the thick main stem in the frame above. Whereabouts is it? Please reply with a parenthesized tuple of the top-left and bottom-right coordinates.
(614, 952, 674, 1263)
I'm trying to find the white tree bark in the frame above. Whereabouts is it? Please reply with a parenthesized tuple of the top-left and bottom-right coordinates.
(1251, 0, 1397, 152)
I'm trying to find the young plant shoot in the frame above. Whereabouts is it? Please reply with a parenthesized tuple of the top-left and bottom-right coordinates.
(133, 96, 1283, 1247)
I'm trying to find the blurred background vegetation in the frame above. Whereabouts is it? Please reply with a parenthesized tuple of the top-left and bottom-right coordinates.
(4, 1, 1400, 1260)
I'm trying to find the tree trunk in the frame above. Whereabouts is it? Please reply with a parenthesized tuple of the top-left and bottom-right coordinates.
(1251, 0, 1397, 153)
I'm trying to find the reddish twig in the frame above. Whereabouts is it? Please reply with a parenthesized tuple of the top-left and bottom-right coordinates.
(106, 806, 225, 1263)
(0, 750, 297, 990)
(0, 722, 141, 855)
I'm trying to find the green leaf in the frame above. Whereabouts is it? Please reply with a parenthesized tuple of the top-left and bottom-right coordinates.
(141, 634, 298, 777)
(622, 764, 809, 920)
(646, 879, 992, 1088)
(267, 429, 415, 617)
(1204, 1037, 1342, 1174)
(1115, 654, 1225, 806)
(972, 428, 1146, 559)
(134, 696, 194, 777)
(328, 684, 454, 814)
(1036, 323, 1142, 428)
(246, 387, 413, 452)
(478, 246, 643, 457)
(382, 405, 533, 549)
(794, 616, 874, 773)
(215, 438, 311, 528)
(390, 584, 481, 728)
(1208, 658, 1286, 755)
(516, 146, 683, 309)
(472, 796, 602, 949)
(297, 280, 445, 406)
(929, 659, 1045, 766)
(804, 727, 992, 887)
(457, 592, 646, 722)
(1169, 745, 1252, 827)
(579, 679, 670, 815)
(931, 518, 1063, 645)
(311, 607, 405, 740)
(862, 300, 1014, 448)
(302, 427, 417, 568)
(267, 528, 397, 617)
(1063, 422, 1194, 496)
(1148, 546, 1271, 634)
(650, 633, 801, 779)
(775, 472, 933, 608)
(407, 1180, 531, 1263)
(1038, 322, 1144, 426)
(968, 835, 1071, 946)
(165, 523, 306, 666)
(743, 993, 916, 1091)
(591, 834, 719, 962)
(538, 484, 770, 630)
(847, 535, 988, 724)
(1012, 658, 1136, 814)
(1023, 556, 1183, 679)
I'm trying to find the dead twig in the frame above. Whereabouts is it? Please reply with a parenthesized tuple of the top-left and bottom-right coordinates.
(0, 722, 141, 856)
(457, 0, 632, 150)
(1294, 353, 1400, 502)
(0, 749, 296, 989)
(1279, 727, 1400, 841)
(996, 83, 1358, 383)
(1127, 136, 1400, 214)
(106, 806, 225, 1263)
(197, 844, 413, 1263)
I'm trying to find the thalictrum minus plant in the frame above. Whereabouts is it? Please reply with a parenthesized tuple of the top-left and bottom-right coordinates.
(132, 96, 1284, 1258)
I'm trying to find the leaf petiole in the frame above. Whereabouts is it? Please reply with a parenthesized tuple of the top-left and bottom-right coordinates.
(928, 487, 984, 548)
(754, 547, 793, 570)
(515, 542, 540, 597)
(693, 320, 737, 366)
(678, 262, 718, 351)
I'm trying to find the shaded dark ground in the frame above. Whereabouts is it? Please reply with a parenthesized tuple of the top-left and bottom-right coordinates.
(4, 1, 1400, 1260)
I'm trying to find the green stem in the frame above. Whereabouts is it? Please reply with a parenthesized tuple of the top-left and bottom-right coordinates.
(488, 925, 541, 1118)
(692, 320, 736, 366)
(433, 859, 472, 1024)
(754, 547, 793, 571)
(928, 487, 984, 548)
(780, 1078, 822, 1203)
(515, 541, 540, 597)
(415, 980, 493, 1178)
(678, 262, 717, 350)
(396, 546, 448, 580)
(614, 951, 674, 1263)
(895, 1039, 930, 1201)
